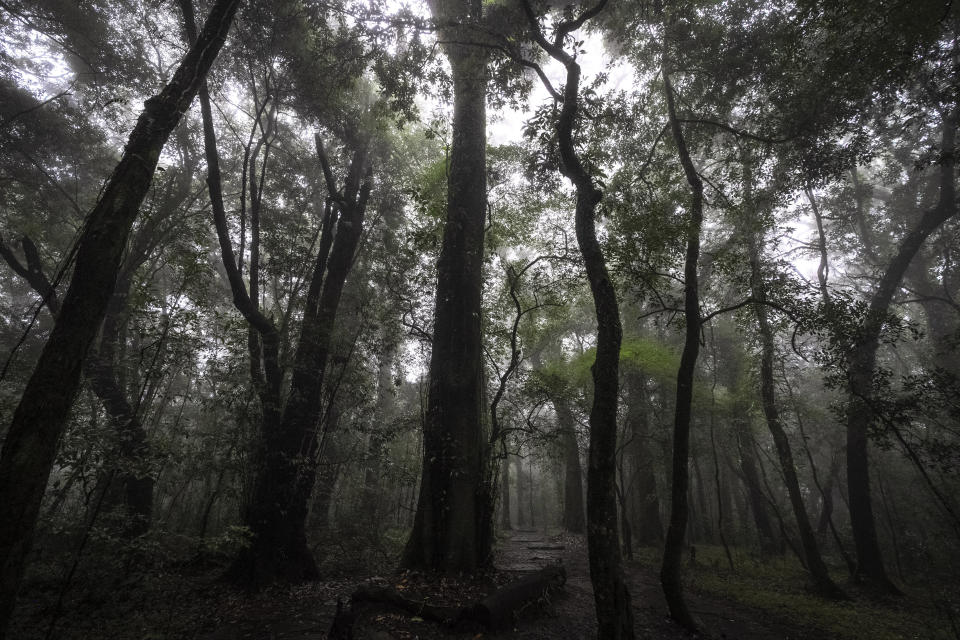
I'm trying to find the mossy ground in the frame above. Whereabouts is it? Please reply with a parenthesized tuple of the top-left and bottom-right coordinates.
(631, 544, 959, 640)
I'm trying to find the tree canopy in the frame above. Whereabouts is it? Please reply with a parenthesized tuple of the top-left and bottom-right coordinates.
(0, 1, 958, 638)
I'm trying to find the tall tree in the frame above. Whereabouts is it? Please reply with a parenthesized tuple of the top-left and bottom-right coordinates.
(658, 58, 702, 633)
(843, 108, 957, 593)
(742, 156, 844, 599)
(0, 0, 241, 634)
(189, 42, 373, 585)
(521, 0, 634, 636)
(403, 0, 493, 571)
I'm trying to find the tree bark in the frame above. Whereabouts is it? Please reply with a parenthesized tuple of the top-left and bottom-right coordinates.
(845, 110, 956, 594)
(228, 142, 371, 586)
(403, 0, 491, 572)
(659, 64, 701, 632)
(521, 2, 633, 636)
(343, 565, 567, 632)
(746, 233, 844, 599)
(182, 0, 372, 585)
(906, 250, 960, 380)
(515, 455, 528, 528)
(0, 0, 240, 634)
(743, 157, 844, 598)
(0, 237, 153, 536)
(309, 419, 344, 535)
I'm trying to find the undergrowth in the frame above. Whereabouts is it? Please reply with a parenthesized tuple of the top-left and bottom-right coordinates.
(633, 544, 958, 640)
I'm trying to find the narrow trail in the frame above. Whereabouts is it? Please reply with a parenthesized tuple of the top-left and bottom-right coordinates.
(195, 529, 835, 639)
(493, 528, 597, 638)
(495, 529, 833, 639)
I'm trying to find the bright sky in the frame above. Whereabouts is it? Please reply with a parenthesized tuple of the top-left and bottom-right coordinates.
(488, 34, 636, 146)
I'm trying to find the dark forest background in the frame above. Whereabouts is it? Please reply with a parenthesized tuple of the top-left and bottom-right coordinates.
(0, 1, 958, 638)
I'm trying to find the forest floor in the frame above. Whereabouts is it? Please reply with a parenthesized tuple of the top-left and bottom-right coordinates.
(10, 529, 957, 639)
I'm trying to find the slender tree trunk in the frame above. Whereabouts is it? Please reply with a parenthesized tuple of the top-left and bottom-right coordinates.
(877, 475, 906, 584)
(691, 454, 711, 544)
(748, 246, 844, 598)
(805, 185, 858, 572)
(785, 373, 857, 575)
(845, 111, 956, 594)
(89, 286, 153, 537)
(197, 462, 230, 541)
(735, 418, 779, 553)
(906, 249, 960, 380)
(659, 65, 701, 633)
(0, 2, 240, 634)
(404, 1, 491, 571)
(183, 0, 372, 584)
(817, 469, 836, 537)
(708, 361, 734, 571)
(309, 431, 344, 535)
(521, 2, 632, 635)
(527, 458, 536, 529)
(618, 463, 633, 560)
(228, 142, 371, 586)
(744, 162, 844, 598)
(484, 258, 536, 551)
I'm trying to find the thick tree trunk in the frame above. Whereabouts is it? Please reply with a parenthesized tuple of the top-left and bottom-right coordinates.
(342, 565, 567, 633)
(466, 565, 566, 630)
(845, 112, 955, 594)
(659, 66, 701, 632)
(0, 1, 240, 634)
(404, 3, 490, 571)
(555, 399, 586, 533)
(0, 238, 153, 537)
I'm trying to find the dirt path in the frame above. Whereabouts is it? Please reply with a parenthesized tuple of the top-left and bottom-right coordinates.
(195, 530, 832, 639)
(495, 529, 832, 639)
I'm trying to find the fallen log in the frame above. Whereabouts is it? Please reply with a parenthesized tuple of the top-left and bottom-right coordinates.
(350, 585, 461, 624)
(462, 564, 566, 630)
(334, 564, 567, 636)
